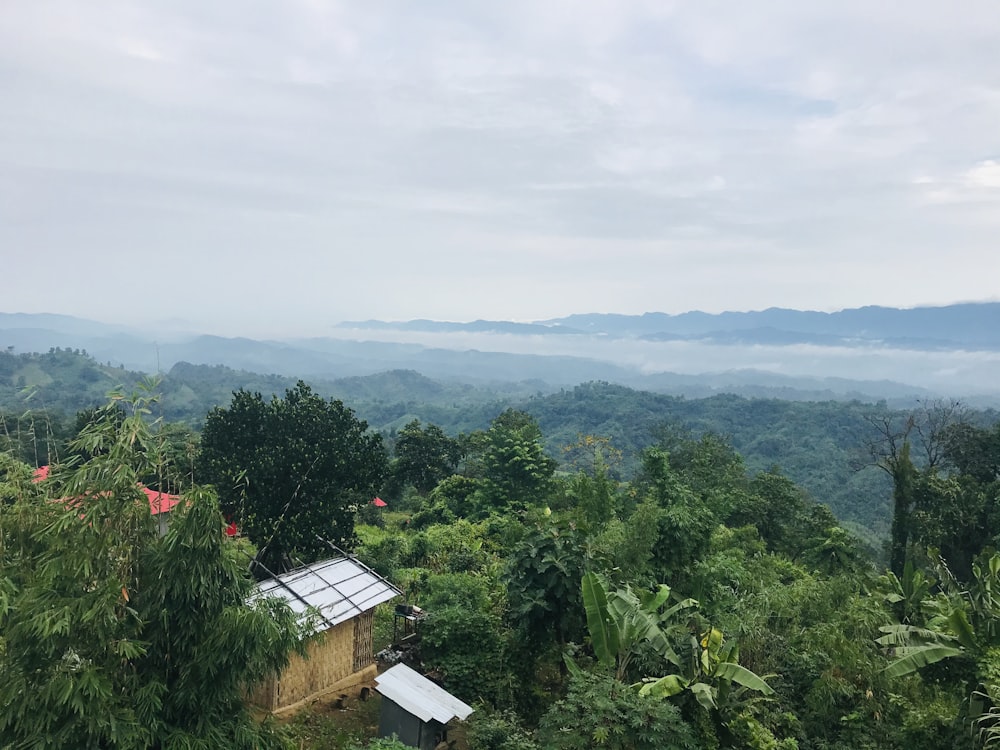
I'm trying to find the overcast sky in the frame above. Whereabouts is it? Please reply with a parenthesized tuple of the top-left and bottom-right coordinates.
(2, 1, 999, 337)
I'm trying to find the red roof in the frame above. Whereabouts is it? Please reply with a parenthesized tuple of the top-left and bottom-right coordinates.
(372, 497, 387, 507)
(35, 465, 181, 516)
(142, 486, 182, 515)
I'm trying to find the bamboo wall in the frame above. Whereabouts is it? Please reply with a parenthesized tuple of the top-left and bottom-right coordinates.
(250, 614, 375, 712)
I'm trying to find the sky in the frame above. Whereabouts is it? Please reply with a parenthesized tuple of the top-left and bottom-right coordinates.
(2, 1, 999, 337)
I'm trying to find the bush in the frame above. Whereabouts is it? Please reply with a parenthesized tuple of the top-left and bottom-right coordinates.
(466, 708, 539, 750)
(537, 671, 698, 750)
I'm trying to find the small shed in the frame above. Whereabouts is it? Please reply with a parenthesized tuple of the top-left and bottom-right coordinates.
(249, 555, 401, 713)
(374, 663, 474, 750)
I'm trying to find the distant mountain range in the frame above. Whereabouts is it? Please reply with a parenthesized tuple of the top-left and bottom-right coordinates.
(2, 303, 999, 403)
(342, 303, 1000, 350)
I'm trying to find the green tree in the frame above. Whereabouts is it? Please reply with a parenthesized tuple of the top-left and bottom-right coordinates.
(505, 517, 589, 653)
(196, 382, 387, 572)
(639, 448, 718, 585)
(0, 391, 302, 749)
(942, 422, 1000, 485)
(478, 410, 557, 515)
(392, 419, 461, 495)
(566, 448, 619, 527)
(866, 402, 967, 576)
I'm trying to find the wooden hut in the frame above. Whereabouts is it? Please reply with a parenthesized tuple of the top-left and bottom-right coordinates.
(248, 555, 401, 713)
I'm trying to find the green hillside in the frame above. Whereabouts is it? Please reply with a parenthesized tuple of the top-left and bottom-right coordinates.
(7, 347, 991, 543)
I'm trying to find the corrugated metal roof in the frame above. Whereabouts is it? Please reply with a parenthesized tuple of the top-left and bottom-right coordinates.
(374, 663, 474, 724)
(252, 556, 401, 630)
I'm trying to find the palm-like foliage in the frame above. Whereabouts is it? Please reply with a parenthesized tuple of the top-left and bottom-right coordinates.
(878, 551, 1000, 678)
(637, 627, 775, 713)
(878, 552, 1000, 748)
(581, 571, 697, 681)
(580, 572, 773, 719)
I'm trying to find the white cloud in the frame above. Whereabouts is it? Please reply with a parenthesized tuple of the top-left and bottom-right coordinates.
(966, 160, 1000, 189)
(1, 1, 999, 331)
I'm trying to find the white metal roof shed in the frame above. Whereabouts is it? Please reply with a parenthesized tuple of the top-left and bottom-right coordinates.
(252, 555, 401, 630)
(374, 663, 474, 725)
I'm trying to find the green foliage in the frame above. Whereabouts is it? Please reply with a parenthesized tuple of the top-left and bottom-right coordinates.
(909, 471, 999, 581)
(505, 517, 589, 650)
(878, 559, 936, 625)
(593, 499, 662, 582)
(639, 448, 720, 584)
(420, 604, 507, 704)
(465, 708, 540, 750)
(392, 419, 462, 494)
(638, 626, 775, 723)
(580, 572, 695, 682)
(349, 737, 411, 750)
(428, 474, 482, 517)
(879, 550, 1000, 684)
(726, 713, 799, 750)
(355, 524, 410, 579)
(477, 410, 557, 515)
(196, 381, 387, 572)
(727, 564, 897, 746)
(0, 391, 302, 749)
(537, 670, 698, 750)
(802, 526, 872, 577)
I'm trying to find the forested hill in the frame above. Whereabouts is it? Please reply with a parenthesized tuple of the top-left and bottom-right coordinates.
(8, 347, 993, 544)
(5, 306, 1000, 400)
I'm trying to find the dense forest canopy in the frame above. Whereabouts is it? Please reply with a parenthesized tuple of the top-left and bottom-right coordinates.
(4, 372, 1000, 748)
(5, 347, 998, 545)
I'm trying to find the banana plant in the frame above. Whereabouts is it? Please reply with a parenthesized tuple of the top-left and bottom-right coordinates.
(877, 551, 1000, 678)
(637, 627, 775, 713)
(580, 572, 773, 717)
(581, 571, 697, 682)
(879, 558, 935, 624)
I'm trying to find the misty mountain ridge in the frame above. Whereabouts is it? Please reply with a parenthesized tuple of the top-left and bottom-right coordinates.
(341, 302, 1000, 349)
(2, 302, 999, 402)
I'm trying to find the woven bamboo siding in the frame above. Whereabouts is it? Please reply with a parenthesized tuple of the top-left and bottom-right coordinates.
(275, 620, 354, 709)
(247, 673, 277, 711)
(250, 619, 363, 712)
(353, 610, 374, 672)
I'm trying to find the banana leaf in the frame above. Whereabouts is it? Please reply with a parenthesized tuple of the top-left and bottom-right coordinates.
(582, 571, 619, 668)
(715, 662, 775, 695)
(637, 674, 688, 698)
(883, 643, 963, 678)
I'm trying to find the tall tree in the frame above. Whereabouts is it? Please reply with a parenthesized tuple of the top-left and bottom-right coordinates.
(505, 517, 588, 653)
(392, 419, 461, 494)
(865, 406, 941, 576)
(197, 382, 387, 573)
(478, 410, 557, 515)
